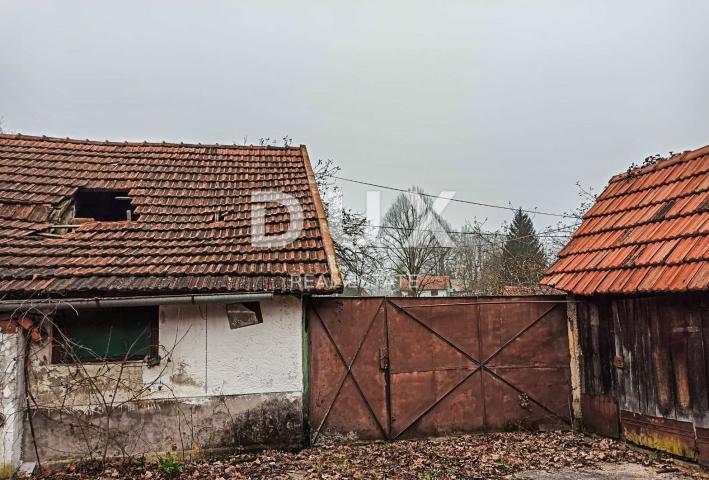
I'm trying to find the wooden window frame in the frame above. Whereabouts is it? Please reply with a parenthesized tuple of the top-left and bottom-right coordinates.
(51, 306, 159, 365)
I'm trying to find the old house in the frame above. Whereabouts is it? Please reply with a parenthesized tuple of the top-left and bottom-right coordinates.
(0, 134, 342, 466)
(399, 275, 452, 297)
(543, 145, 709, 464)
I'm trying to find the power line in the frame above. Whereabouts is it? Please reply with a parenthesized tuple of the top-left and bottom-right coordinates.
(333, 175, 581, 219)
(370, 223, 578, 239)
(340, 220, 580, 239)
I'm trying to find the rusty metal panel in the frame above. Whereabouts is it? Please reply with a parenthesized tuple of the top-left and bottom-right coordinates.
(308, 296, 571, 443)
(387, 300, 477, 373)
(581, 394, 620, 438)
(387, 298, 481, 439)
(479, 301, 571, 430)
(478, 301, 559, 360)
(482, 303, 569, 368)
(620, 410, 697, 460)
(390, 369, 483, 439)
(387, 296, 570, 438)
(307, 298, 388, 443)
(483, 369, 569, 431)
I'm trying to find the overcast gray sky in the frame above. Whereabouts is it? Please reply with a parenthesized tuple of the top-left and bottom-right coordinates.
(2, 1, 708, 231)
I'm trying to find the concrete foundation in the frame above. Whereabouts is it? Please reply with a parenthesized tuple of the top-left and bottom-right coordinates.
(22, 391, 303, 463)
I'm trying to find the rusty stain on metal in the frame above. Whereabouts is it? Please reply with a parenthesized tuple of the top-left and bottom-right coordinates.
(309, 299, 388, 443)
(378, 347, 389, 371)
(307, 297, 391, 443)
(621, 410, 697, 460)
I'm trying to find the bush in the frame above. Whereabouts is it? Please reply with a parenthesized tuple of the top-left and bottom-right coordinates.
(157, 454, 186, 477)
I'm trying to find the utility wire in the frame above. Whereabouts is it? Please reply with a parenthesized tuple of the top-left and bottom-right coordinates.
(368, 222, 579, 239)
(333, 175, 581, 219)
(341, 221, 580, 240)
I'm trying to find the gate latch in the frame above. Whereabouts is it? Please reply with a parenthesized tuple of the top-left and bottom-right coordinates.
(379, 347, 389, 371)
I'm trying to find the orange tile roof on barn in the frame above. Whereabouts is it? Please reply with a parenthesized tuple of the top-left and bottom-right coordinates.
(543, 145, 709, 295)
(0, 134, 342, 298)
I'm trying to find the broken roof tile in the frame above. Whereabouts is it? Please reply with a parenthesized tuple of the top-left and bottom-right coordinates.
(0, 134, 342, 298)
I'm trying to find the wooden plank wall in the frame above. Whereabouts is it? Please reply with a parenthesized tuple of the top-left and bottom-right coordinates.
(577, 293, 709, 463)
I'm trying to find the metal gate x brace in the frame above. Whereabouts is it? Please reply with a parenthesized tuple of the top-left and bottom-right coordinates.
(308, 296, 571, 443)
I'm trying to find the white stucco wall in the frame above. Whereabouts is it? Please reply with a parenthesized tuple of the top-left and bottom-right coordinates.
(417, 289, 450, 297)
(21, 295, 306, 462)
(29, 295, 304, 407)
(147, 295, 304, 399)
(400, 289, 451, 297)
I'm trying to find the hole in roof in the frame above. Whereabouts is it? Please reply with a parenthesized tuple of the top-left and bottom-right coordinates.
(73, 188, 139, 222)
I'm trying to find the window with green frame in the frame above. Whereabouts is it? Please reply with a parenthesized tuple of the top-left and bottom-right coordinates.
(52, 306, 158, 363)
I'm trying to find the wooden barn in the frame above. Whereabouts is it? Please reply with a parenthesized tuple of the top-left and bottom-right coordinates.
(543, 145, 709, 464)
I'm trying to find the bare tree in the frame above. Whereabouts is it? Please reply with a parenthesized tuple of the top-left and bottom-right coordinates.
(542, 182, 596, 259)
(332, 208, 381, 295)
(380, 186, 452, 296)
(452, 211, 553, 296)
(449, 221, 506, 295)
(313, 159, 381, 294)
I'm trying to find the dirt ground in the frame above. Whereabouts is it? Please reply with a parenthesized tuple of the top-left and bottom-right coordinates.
(38, 432, 708, 480)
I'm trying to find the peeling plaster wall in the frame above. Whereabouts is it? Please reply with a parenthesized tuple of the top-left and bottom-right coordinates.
(24, 392, 304, 463)
(23, 295, 305, 462)
(0, 332, 24, 468)
(154, 295, 304, 398)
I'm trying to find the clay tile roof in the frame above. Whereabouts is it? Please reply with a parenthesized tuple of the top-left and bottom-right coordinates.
(0, 133, 342, 298)
(543, 145, 709, 295)
(399, 275, 451, 291)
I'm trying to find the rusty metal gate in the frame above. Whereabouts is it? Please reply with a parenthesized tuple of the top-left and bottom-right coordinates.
(307, 296, 571, 443)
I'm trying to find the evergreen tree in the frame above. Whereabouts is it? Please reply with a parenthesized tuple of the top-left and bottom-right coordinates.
(500, 209, 546, 286)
